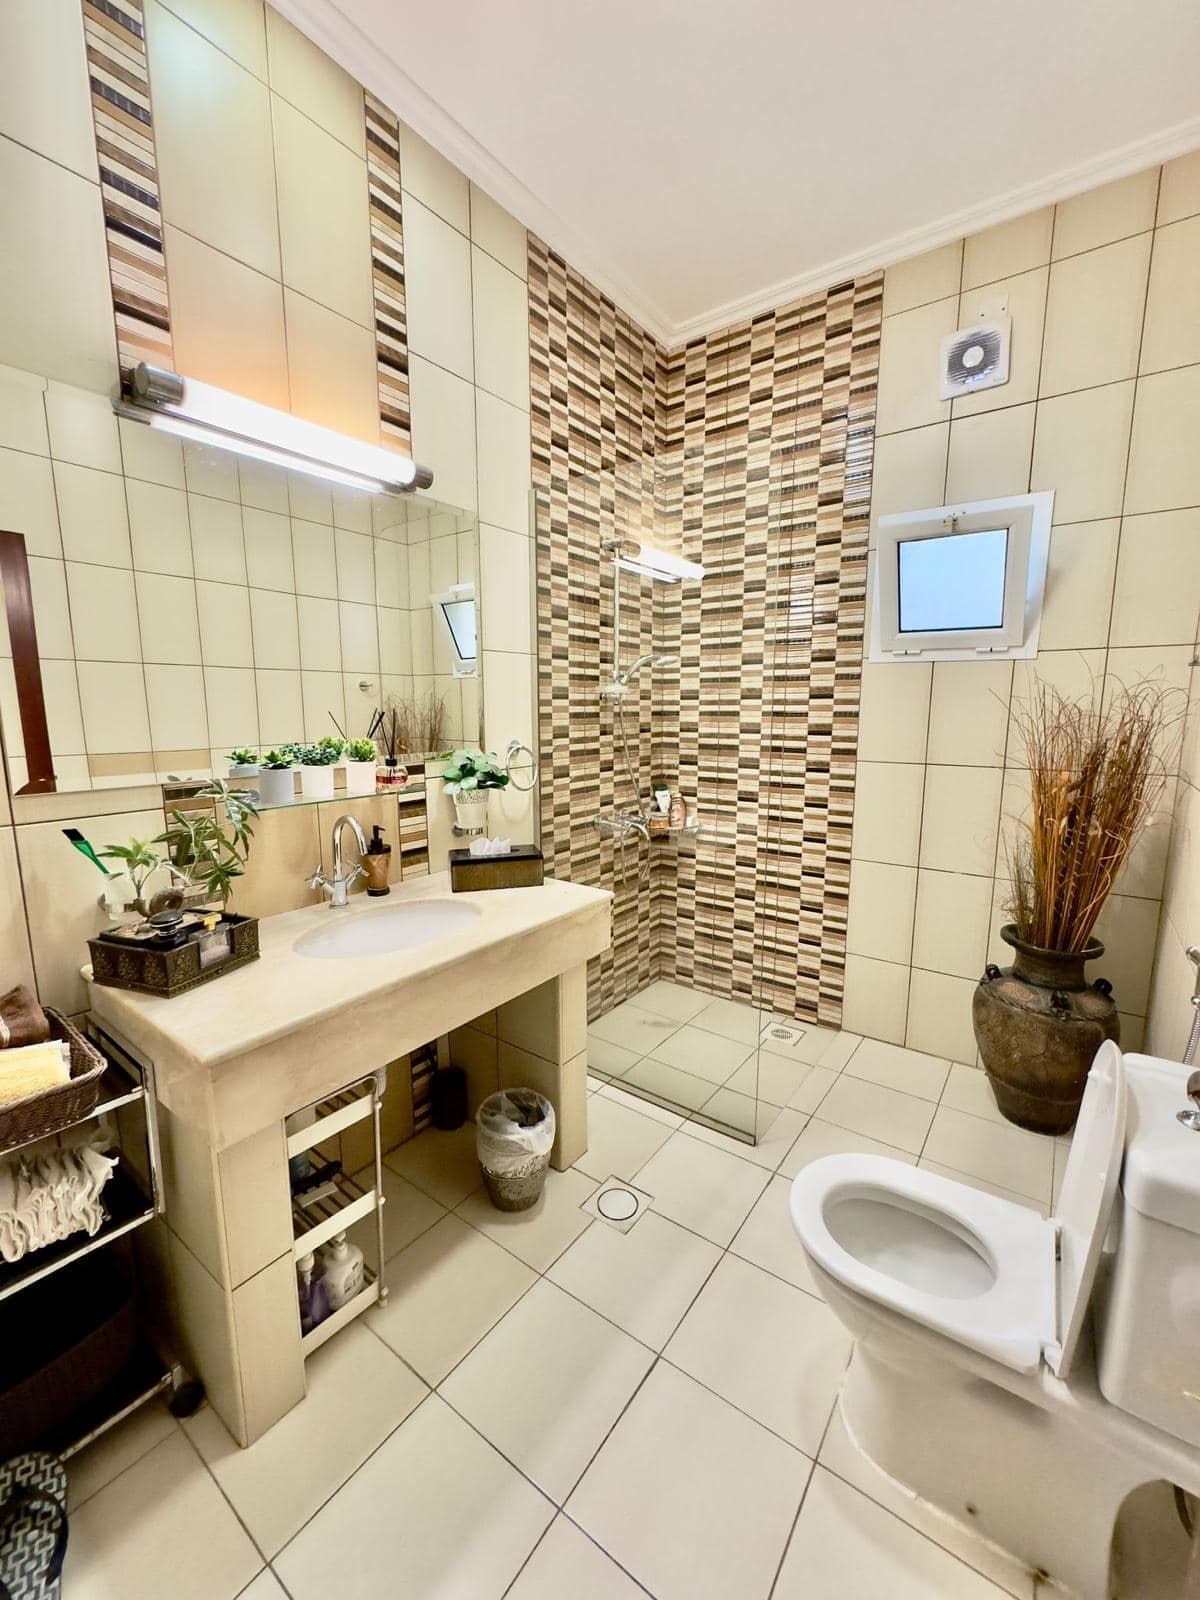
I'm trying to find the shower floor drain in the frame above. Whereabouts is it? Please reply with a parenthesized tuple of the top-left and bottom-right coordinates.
(583, 1179, 652, 1233)
(761, 1021, 806, 1050)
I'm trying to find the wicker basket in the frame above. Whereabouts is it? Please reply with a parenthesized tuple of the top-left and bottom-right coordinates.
(0, 1010, 106, 1155)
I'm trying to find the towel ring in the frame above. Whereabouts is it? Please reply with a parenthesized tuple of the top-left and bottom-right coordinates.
(505, 738, 539, 792)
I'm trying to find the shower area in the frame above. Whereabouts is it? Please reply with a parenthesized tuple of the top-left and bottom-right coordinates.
(529, 237, 883, 1143)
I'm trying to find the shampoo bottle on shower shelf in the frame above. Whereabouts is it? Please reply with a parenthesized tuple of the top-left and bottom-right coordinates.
(297, 1252, 331, 1334)
(318, 1231, 365, 1311)
(668, 793, 687, 830)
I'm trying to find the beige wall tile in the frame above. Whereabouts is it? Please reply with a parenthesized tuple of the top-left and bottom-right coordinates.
(846, 859, 917, 964)
(227, 799, 320, 918)
(403, 196, 475, 380)
(874, 298, 958, 436)
(239, 459, 289, 514)
(0, 447, 60, 557)
(868, 424, 948, 540)
(301, 669, 345, 741)
(1093, 891, 1160, 1015)
(146, 662, 208, 748)
(297, 595, 341, 671)
(1140, 216, 1200, 375)
(905, 968, 977, 1062)
(912, 869, 992, 979)
(1038, 521, 1119, 649)
(476, 391, 531, 535)
(55, 462, 132, 567)
(1041, 233, 1152, 396)
(160, 0, 267, 76)
(189, 495, 246, 585)
(856, 661, 930, 763)
(1053, 169, 1159, 260)
(264, 7, 364, 154)
(0, 368, 49, 456)
(78, 662, 151, 755)
(953, 267, 1047, 416)
(1030, 381, 1135, 523)
(250, 588, 300, 668)
(68, 565, 141, 663)
(127, 481, 194, 577)
(882, 241, 962, 318)
(284, 291, 379, 444)
(918, 765, 1002, 876)
(397, 122, 470, 233)
(842, 953, 909, 1044)
(26, 557, 74, 659)
(204, 666, 258, 746)
(481, 647, 535, 761)
(184, 440, 240, 502)
(480, 523, 532, 655)
(136, 572, 202, 664)
(339, 600, 378, 673)
(927, 659, 1013, 767)
(166, 227, 290, 411)
(448, 1023, 500, 1113)
(1110, 510, 1200, 647)
(470, 185, 527, 278)
(0, 139, 116, 392)
(45, 385, 122, 474)
(335, 529, 374, 603)
(243, 507, 294, 591)
(0, 826, 34, 991)
(273, 97, 372, 327)
(291, 518, 337, 597)
(255, 667, 302, 745)
(1125, 364, 1200, 514)
(1157, 150, 1200, 227)
(849, 761, 924, 865)
(472, 248, 530, 410)
(0, 0, 97, 180)
(1008, 650, 1107, 762)
(409, 355, 477, 513)
(120, 418, 186, 490)
(961, 207, 1054, 290)
(147, 0, 280, 278)
(219, 1120, 294, 1286)
(197, 579, 253, 667)
(944, 403, 1034, 503)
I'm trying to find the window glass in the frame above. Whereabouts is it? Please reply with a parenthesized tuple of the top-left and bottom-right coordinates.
(897, 527, 1008, 633)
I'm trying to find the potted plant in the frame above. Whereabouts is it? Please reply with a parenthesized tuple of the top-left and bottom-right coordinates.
(227, 748, 260, 780)
(441, 748, 510, 833)
(345, 737, 378, 795)
(158, 781, 259, 911)
(298, 741, 339, 799)
(257, 748, 296, 807)
(974, 682, 1178, 1135)
(98, 837, 189, 917)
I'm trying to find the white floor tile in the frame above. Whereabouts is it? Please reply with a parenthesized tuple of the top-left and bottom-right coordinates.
(665, 1254, 850, 1454)
(589, 1002, 681, 1057)
(275, 1394, 554, 1600)
(237, 1575, 289, 1599)
(731, 1172, 821, 1296)
(183, 1322, 426, 1556)
(636, 1131, 770, 1246)
(568, 1363, 810, 1600)
(726, 1051, 812, 1107)
(919, 1158, 1045, 1214)
(64, 1432, 262, 1600)
(814, 1031, 863, 1071)
(456, 1165, 597, 1270)
(775, 1466, 1015, 1600)
(548, 1208, 721, 1350)
(688, 1084, 765, 1139)
(690, 995, 764, 1044)
(779, 1117, 918, 1180)
(648, 1023, 756, 1083)
(587, 1032, 640, 1077)
(787, 1063, 839, 1113)
(367, 1212, 535, 1383)
(772, 1024, 845, 1066)
(441, 1280, 653, 1501)
(816, 1075, 936, 1155)
(597, 1079, 685, 1128)
(574, 1089, 675, 1181)
(940, 1061, 1007, 1124)
(506, 1515, 646, 1599)
(385, 1123, 483, 1208)
(621, 1055, 717, 1111)
(67, 1399, 177, 1510)
(350, 1162, 446, 1272)
(634, 979, 714, 1022)
(923, 1106, 1054, 1204)
(844, 1037, 950, 1101)
(684, 1105, 808, 1170)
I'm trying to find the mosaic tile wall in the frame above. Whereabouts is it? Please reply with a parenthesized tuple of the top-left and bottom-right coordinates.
(530, 232, 882, 1027)
(364, 92, 411, 453)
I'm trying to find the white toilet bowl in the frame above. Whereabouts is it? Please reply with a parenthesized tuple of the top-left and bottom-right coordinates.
(790, 1042, 1200, 1599)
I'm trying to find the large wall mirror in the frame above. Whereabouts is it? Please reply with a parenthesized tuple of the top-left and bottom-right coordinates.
(0, 365, 481, 796)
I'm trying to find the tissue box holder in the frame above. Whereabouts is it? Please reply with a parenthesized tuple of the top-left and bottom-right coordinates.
(448, 846, 544, 892)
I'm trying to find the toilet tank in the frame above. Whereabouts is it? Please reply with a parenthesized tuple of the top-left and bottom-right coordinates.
(1096, 1054, 1200, 1448)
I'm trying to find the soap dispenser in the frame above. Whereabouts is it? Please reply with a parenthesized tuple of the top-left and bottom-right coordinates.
(318, 1231, 365, 1310)
(364, 824, 391, 896)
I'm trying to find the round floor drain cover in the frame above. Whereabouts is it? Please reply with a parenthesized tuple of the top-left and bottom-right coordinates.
(597, 1187, 639, 1222)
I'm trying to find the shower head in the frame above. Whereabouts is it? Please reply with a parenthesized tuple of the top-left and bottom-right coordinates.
(616, 652, 678, 685)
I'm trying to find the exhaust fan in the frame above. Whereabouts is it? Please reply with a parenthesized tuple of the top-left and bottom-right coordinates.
(938, 317, 1011, 401)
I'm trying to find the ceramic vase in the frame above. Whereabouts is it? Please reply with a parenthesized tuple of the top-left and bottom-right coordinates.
(345, 759, 378, 796)
(299, 765, 336, 801)
(453, 790, 490, 833)
(257, 766, 295, 807)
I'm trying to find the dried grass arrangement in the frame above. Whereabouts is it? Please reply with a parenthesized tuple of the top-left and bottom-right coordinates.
(1007, 680, 1181, 954)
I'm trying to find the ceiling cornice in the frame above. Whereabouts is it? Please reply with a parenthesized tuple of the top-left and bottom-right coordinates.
(271, 0, 1200, 351)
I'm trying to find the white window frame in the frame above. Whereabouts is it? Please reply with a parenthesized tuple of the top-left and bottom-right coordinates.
(431, 581, 478, 678)
(870, 491, 1053, 663)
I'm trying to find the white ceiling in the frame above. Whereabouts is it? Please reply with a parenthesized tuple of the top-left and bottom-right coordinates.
(277, 0, 1200, 346)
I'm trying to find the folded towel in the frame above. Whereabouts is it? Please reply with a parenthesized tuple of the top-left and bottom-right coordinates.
(0, 1125, 117, 1262)
(0, 985, 50, 1050)
(0, 1041, 70, 1104)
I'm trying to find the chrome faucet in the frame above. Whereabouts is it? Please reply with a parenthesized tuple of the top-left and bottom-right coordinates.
(309, 814, 368, 907)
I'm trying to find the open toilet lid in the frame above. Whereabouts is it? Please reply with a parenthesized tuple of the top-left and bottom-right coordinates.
(1045, 1039, 1126, 1378)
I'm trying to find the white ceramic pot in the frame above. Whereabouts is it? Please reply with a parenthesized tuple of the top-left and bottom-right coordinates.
(345, 759, 378, 796)
(453, 790, 490, 833)
(300, 765, 336, 800)
(228, 762, 260, 780)
(257, 766, 295, 806)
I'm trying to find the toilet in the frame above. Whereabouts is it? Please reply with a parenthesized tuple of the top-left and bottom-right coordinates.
(790, 1041, 1200, 1599)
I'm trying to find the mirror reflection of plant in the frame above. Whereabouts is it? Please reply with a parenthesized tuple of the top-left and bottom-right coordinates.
(298, 742, 341, 767)
(159, 779, 260, 909)
(228, 747, 260, 767)
(440, 749, 510, 794)
(318, 735, 345, 760)
(347, 737, 377, 762)
(99, 837, 189, 916)
(259, 749, 294, 770)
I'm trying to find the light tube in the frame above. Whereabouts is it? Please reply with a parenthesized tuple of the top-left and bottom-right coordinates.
(617, 543, 705, 582)
(117, 365, 429, 496)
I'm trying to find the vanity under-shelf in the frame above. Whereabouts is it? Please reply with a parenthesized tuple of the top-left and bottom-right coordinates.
(85, 871, 611, 1446)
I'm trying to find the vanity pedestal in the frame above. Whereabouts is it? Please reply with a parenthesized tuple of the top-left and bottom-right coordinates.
(87, 873, 610, 1445)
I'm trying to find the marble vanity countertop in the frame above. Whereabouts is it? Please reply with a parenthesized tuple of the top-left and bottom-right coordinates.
(86, 871, 611, 1147)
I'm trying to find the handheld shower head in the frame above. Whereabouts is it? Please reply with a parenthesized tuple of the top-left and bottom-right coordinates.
(615, 652, 678, 686)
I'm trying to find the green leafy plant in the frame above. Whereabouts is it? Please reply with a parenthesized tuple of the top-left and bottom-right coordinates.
(318, 734, 345, 760)
(259, 748, 294, 770)
(228, 748, 260, 767)
(99, 837, 187, 916)
(298, 742, 340, 767)
(159, 780, 260, 909)
(278, 742, 303, 765)
(440, 749, 510, 795)
(346, 737, 377, 762)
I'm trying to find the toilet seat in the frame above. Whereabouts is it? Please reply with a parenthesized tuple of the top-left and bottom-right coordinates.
(790, 1155, 1057, 1373)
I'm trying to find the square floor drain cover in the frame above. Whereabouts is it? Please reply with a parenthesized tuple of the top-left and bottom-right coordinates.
(760, 1021, 805, 1049)
(583, 1179, 652, 1233)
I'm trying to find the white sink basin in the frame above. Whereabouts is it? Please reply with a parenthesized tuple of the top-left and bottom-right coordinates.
(293, 900, 482, 960)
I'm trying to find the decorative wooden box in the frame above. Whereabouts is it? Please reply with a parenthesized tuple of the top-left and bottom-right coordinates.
(448, 846, 545, 892)
(88, 913, 259, 998)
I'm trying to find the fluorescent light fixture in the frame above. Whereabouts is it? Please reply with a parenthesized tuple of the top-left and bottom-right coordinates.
(615, 543, 705, 583)
(115, 364, 432, 496)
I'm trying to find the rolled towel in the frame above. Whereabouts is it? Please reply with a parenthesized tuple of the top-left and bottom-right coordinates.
(0, 985, 50, 1050)
(0, 1040, 70, 1104)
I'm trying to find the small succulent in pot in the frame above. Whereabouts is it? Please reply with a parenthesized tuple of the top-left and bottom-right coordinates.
(227, 747, 260, 778)
(441, 749, 509, 833)
(257, 748, 297, 806)
(317, 734, 346, 762)
(345, 737, 379, 795)
(347, 737, 377, 762)
(298, 740, 340, 799)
